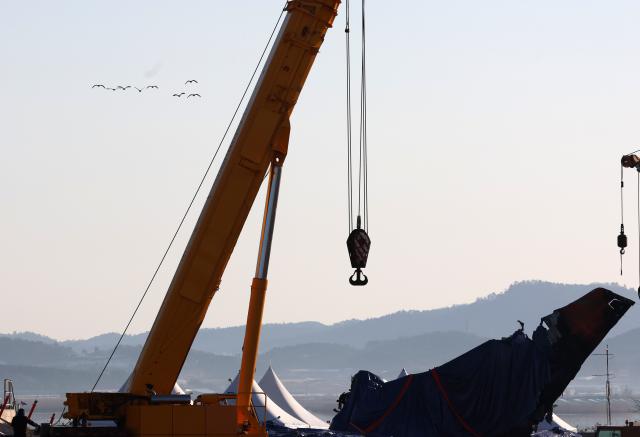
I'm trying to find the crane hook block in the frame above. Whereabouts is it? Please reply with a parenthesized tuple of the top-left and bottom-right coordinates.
(621, 154, 640, 169)
(347, 225, 371, 286)
(618, 225, 627, 255)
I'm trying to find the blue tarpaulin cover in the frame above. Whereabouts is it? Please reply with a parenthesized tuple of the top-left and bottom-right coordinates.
(330, 288, 634, 437)
(330, 329, 550, 436)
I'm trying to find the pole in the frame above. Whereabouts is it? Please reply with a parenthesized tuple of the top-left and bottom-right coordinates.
(236, 159, 283, 428)
(27, 400, 37, 420)
(0, 395, 9, 419)
(593, 345, 614, 426)
(606, 346, 611, 425)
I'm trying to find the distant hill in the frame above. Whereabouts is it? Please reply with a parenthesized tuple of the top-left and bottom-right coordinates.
(576, 326, 640, 382)
(0, 331, 487, 395)
(258, 330, 488, 377)
(0, 331, 57, 344)
(0, 337, 76, 366)
(10, 280, 631, 355)
(61, 332, 148, 353)
(4, 326, 640, 396)
(0, 364, 129, 394)
(2, 281, 638, 396)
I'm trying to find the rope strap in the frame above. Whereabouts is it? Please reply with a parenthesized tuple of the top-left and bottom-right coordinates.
(350, 374, 414, 434)
(430, 369, 482, 437)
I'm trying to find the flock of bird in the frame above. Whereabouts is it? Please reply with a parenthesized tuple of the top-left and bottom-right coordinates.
(91, 80, 201, 99)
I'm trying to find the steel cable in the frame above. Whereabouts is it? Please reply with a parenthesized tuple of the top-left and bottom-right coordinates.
(345, 0, 354, 233)
(90, 3, 288, 392)
(357, 0, 369, 232)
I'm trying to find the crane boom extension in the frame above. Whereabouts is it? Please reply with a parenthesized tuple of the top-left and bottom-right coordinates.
(125, 0, 340, 396)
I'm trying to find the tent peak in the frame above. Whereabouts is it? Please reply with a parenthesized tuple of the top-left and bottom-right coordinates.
(258, 366, 328, 428)
(397, 368, 409, 379)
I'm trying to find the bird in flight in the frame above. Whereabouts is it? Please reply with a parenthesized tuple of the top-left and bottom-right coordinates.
(187, 93, 201, 98)
(106, 87, 117, 91)
(91, 84, 106, 89)
(117, 85, 131, 90)
(185, 79, 198, 85)
(172, 92, 185, 97)
(134, 87, 143, 92)
(146, 85, 159, 89)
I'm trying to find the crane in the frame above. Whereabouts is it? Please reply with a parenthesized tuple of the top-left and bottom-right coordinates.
(60, 1, 341, 436)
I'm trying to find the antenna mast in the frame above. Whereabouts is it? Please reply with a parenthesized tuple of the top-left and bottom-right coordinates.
(593, 345, 614, 425)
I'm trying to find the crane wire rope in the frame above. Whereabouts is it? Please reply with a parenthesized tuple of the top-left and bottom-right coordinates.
(344, 0, 371, 286)
(357, 0, 369, 232)
(345, 0, 354, 233)
(346, 0, 369, 232)
(90, 3, 288, 392)
(621, 165, 625, 275)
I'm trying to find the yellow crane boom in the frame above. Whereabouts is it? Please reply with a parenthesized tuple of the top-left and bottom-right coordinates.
(128, 0, 339, 396)
(63, 1, 340, 436)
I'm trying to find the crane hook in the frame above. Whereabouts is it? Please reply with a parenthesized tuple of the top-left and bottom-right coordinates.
(347, 216, 371, 286)
(618, 224, 627, 255)
(349, 268, 368, 286)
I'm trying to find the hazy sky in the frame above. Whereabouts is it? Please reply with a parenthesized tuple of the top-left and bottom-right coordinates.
(2, 1, 640, 340)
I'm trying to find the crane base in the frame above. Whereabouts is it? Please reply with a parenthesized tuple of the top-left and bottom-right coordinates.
(61, 392, 266, 437)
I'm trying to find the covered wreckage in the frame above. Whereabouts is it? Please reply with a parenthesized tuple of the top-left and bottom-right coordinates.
(330, 288, 634, 437)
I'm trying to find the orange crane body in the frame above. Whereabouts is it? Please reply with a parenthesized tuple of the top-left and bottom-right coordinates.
(62, 1, 340, 436)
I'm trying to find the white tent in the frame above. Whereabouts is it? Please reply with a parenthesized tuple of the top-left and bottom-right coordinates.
(119, 374, 186, 395)
(171, 382, 187, 395)
(397, 368, 409, 379)
(225, 373, 308, 428)
(536, 413, 578, 433)
(258, 366, 329, 429)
